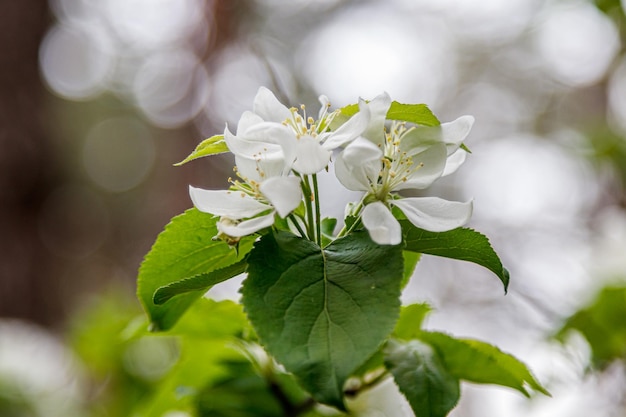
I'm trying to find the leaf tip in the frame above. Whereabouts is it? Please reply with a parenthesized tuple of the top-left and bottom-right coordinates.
(152, 287, 170, 305)
(502, 267, 510, 294)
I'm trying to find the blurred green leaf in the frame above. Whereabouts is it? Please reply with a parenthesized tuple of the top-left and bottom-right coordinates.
(135, 299, 253, 417)
(402, 223, 510, 293)
(394, 303, 433, 341)
(137, 208, 254, 331)
(242, 230, 404, 409)
(174, 134, 228, 166)
(556, 286, 626, 367)
(384, 339, 460, 417)
(418, 331, 549, 397)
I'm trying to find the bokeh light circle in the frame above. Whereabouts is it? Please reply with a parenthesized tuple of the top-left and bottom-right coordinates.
(82, 118, 156, 192)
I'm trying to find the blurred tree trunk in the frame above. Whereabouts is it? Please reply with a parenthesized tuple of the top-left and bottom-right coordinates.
(0, 1, 60, 325)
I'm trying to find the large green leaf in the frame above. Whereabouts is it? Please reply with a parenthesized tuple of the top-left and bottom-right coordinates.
(384, 339, 460, 417)
(556, 286, 626, 367)
(242, 230, 404, 409)
(174, 134, 229, 166)
(419, 331, 549, 397)
(137, 209, 254, 331)
(402, 223, 509, 293)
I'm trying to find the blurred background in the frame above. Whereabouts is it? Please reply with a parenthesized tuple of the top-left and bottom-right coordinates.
(2, 0, 626, 415)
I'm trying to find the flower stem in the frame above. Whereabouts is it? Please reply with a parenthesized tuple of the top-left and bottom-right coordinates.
(312, 174, 322, 246)
(301, 175, 316, 242)
(288, 214, 307, 238)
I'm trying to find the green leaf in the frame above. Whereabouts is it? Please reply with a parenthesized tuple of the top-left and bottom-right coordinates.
(384, 339, 460, 417)
(321, 217, 338, 237)
(334, 101, 440, 128)
(135, 299, 251, 417)
(402, 223, 510, 293)
(153, 258, 248, 305)
(174, 135, 229, 166)
(394, 303, 433, 341)
(196, 358, 314, 417)
(402, 251, 421, 289)
(242, 230, 404, 409)
(386, 102, 440, 127)
(556, 286, 626, 367)
(418, 331, 549, 397)
(137, 209, 254, 331)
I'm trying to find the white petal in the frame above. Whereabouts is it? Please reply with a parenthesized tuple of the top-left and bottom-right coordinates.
(235, 153, 286, 183)
(442, 149, 467, 177)
(392, 197, 473, 232)
(253, 87, 292, 122)
(259, 176, 302, 218)
(361, 92, 391, 146)
(236, 111, 264, 134)
(440, 115, 474, 154)
(292, 135, 331, 174)
(334, 137, 382, 191)
(218, 212, 276, 237)
(362, 202, 402, 245)
(321, 98, 371, 150)
(225, 125, 283, 159)
(394, 142, 447, 191)
(189, 185, 269, 218)
(401, 115, 474, 156)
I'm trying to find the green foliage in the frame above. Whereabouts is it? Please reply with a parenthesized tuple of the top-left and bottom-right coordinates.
(153, 258, 248, 305)
(384, 339, 460, 417)
(137, 209, 254, 331)
(402, 223, 510, 292)
(402, 251, 421, 289)
(556, 285, 626, 367)
(242, 230, 404, 409)
(418, 332, 549, 397)
(174, 134, 229, 166)
(394, 303, 433, 341)
(333, 101, 440, 129)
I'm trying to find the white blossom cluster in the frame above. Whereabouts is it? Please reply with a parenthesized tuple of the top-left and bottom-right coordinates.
(190, 87, 474, 245)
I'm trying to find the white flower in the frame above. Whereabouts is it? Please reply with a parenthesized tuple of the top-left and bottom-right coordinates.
(189, 147, 303, 238)
(335, 96, 474, 245)
(228, 87, 371, 175)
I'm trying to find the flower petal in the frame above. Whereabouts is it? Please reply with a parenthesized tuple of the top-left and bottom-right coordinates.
(335, 137, 382, 191)
(394, 142, 447, 191)
(361, 92, 392, 146)
(236, 111, 264, 134)
(321, 97, 371, 150)
(442, 149, 467, 177)
(235, 153, 286, 183)
(440, 115, 474, 154)
(292, 135, 331, 174)
(253, 87, 292, 123)
(224, 125, 283, 159)
(400, 115, 474, 156)
(259, 176, 302, 218)
(189, 185, 269, 218)
(218, 212, 276, 237)
(362, 202, 402, 245)
(392, 197, 473, 232)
